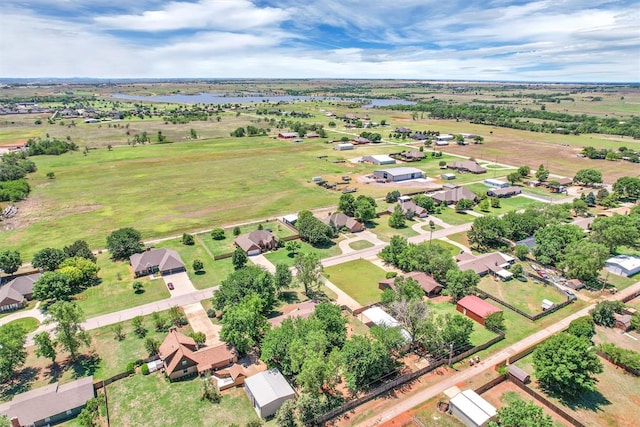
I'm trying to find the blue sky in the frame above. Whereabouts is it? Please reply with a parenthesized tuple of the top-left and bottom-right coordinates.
(1, 0, 638, 81)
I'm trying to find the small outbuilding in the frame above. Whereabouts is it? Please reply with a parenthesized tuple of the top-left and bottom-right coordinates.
(613, 313, 632, 331)
(456, 296, 502, 326)
(449, 389, 497, 427)
(541, 299, 555, 311)
(483, 179, 509, 188)
(244, 369, 296, 418)
(508, 365, 530, 384)
(605, 255, 640, 277)
(335, 143, 354, 151)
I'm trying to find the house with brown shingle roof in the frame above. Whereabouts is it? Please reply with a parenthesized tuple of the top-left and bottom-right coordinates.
(234, 230, 279, 256)
(431, 185, 477, 205)
(378, 271, 443, 297)
(447, 161, 487, 174)
(456, 252, 514, 280)
(323, 212, 365, 233)
(267, 301, 317, 327)
(129, 249, 185, 277)
(0, 273, 41, 312)
(158, 328, 237, 381)
(386, 200, 428, 218)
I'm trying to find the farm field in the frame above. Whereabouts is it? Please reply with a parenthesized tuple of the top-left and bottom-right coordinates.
(516, 353, 640, 427)
(324, 259, 386, 306)
(478, 276, 566, 316)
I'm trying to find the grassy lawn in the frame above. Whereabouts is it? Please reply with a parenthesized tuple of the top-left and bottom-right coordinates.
(324, 260, 386, 306)
(478, 276, 566, 316)
(472, 196, 543, 216)
(433, 239, 465, 257)
(432, 207, 474, 226)
(91, 311, 193, 380)
(516, 353, 640, 427)
(367, 217, 420, 242)
(446, 231, 476, 253)
(154, 237, 224, 290)
(198, 220, 297, 257)
(349, 239, 375, 251)
(74, 253, 170, 318)
(426, 299, 498, 347)
(4, 317, 40, 334)
(520, 185, 569, 200)
(264, 239, 342, 266)
(600, 271, 637, 291)
(106, 373, 261, 427)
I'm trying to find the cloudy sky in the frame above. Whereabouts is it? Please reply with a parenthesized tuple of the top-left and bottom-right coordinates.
(1, 0, 638, 81)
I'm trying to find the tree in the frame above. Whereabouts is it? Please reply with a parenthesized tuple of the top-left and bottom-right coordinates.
(631, 313, 640, 331)
(230, 127, 246, 137)
(132, 281, 144, 293)
(507, 172, 522, 185)
(112, 324, 126, 340)
(232, 247, 248, 270)
(296, 211, 334, 246)
(312, 302, 347, 348)
(190, 128, 198, 139)
(585, 192, 596, 207)
(574, 168, 603, 187)
(59, 257, 100, 291)
(220, 294, 268, 354)
(478, 198, 490, 212)
(33, 271, 73, 301)
(341, 335, 396, 393)
(62, 240, 96, 263)
(514, 245, 529, 260)
(421, 313, 473, 357)
(385, 190, 401, 203)
(0, 323, 27, 381)
(468, 216, 506, 249)
(517, 166, 531, 177)
(285, 240, 301, 256)
(32, 247, 67, 271)
(132, 315, 147, 338)
(491, 197, 501, 209)
(572, 198, 589, 216)
(152, 312, 166, 331)
(210, 228, 225, 240)
(510, 263, 524, 278)
(338, 193, 356, 216)
(274, 263, 293, 292)
(275, 399, 296, 427)
(379, 235, 409, 267)
(445, 269, 480, 302)
(46, 301, 91, 360)
(106, 227, 143, 260)
(168, 306, 184, 327)
(589, 214, 640, 253)
(492, 399, 553, 427)
(182, 233, 195, 245)
(354, 196, 376, 222)
(213, 265, 276, 314)
(389, 298, 430, 349)
(561, 241, 609, 282)
(485, 312, 505, 332)
(613, 176, 640, 201)
(232, 226, 241, 236)
(144, 337, 160, 356)
(413, 194, 435, 213)
(294, 252, 323, 297)
(567, 316, 595, 340)
(535, 164, 549, 182)
(190, 332, 206, 349)
(388, 204, 406, 229)
(0, 249, 21, 275)
(590, 301, 624, 327)
(533, 333, 602, 396)
(200, 379, 221, 403)
(382, 277, 424, 304)
(455, 198, 474, 212)
(533, 224, 585, 266)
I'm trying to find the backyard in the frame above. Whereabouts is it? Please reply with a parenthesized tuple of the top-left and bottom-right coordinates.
(478, 276, 566, 316)
(431, 206, 475, 226)
(426, 299, 499, 347)
(324, 259, 387, 306)
(264, 238, 343, 266)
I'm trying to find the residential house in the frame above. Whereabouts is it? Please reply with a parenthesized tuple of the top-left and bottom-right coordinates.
(305, 132, 319, 138)
(129, 249, 186, 277)
(0, 376, 95, 427)
(361, 306, 411, 343)
(613, 313, 632, 331)
(605, 255, 640, 277)
(158, 328, 237, 381)
(449, 388, 497, 427)
(387, 200, 428, 218)
(278, 132, 298, 139)
(353, 136, 371, 145)
(483, 179, 509, 188)
(447, 161, 487, 174)
(431, 185, 477, 205)
(373, 167, 424, 182)
(395, 127, 411, 134)
(435, 134, 454, 142)
(378, 271, 443, 297)
(267, 301, 317, 327)
(0, 273, 40, 312)
(456, 296, 502, 326)
(456, 252, 515, 280)
(487, 186, 522, 198)
(401, 150, 426, 161)
(362, 154, 396, 165)
(409, 133, 428, 141)
(234, 230, 279, 256)
(244, 369, 296, 418)
(323, 212, 365, 233)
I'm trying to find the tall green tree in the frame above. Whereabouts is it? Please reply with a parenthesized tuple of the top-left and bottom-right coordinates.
(0, 249, 21, 275)
(231, 247, 248, 270)
(220, 294, 268, 354)
(33, 271, 73, 301)
(535, 164, 549, 182)
(341, 336, 396, 393)
(490, 398, 553, 427)
(46, 301, 91, 360)
(389, 298, 430, 349)
(573, 168, 603, 186)
(589, 214, 640, 252)
(533, 224, 584, 266)
(213, 265, 276, 314)
(32, 247, 67, 271)
(63, 240, 96, 262)
(561, 241, 609, 282)
(294, 252, 323, 297)
(388, 204, 406, 229)
(354, 196, 376, 222)
(445, 269, 480, 302)
(567, 316, 596, 341)
(0, 323, 27, 381)
(34, 331, 57, 364)
(274, 263, 293, 292)
(613, 176, 640, 201)
(468, 216, 506, 249)
(106, 227, 143, 260)
(338, 193, 356, 216)
(533, 333, 602, 396)
(590, 301, 625, 327)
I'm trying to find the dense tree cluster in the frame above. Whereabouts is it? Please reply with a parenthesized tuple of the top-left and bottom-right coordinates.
(213, 264, 276, 314)
(0, 153, 36, 201)
(106, 227, 143, 260)
(296, 210, 334, 246)
(26, 137, 78, 155)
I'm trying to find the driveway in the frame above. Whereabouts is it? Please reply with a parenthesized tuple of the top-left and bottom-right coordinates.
(183, 302, 222, 346)
(250, 254, 276, 273)
(162, 272, 195, 296)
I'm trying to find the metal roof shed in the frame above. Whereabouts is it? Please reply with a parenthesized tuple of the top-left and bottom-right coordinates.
(508, 365, 530, 384)
(449, 389, 497, 427)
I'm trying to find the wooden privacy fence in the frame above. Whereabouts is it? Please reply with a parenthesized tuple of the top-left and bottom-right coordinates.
(475, 288, 572, 321)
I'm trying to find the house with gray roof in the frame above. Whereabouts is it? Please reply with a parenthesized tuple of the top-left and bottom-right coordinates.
(129, 248, 185, 277)
(447, 161, 487, 174)
(0, 273, 40, 312)
(244, 369, 296, 418)
(234, 230, 279, 256)
(0, 376, 95, 427)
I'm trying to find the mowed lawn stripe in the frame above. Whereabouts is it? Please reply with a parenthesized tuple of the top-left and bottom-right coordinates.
(324, 259, 386, 306)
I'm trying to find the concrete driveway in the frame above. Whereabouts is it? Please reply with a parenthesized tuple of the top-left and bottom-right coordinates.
(183, 302, 222, 346)
(162, 272, 195, 296)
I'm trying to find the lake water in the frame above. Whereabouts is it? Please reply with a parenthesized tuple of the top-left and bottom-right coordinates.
(111, 93, 415, 108)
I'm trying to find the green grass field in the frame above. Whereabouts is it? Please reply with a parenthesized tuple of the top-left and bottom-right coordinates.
(264, 239, 343, 266)
(349, 240, 375, 251)
(324, 259, 386, 305)
(367, 217, 421, 241)
(4, 317, 40, 334)
(478, 276, 566, 316)
(432, 206, 475, 226)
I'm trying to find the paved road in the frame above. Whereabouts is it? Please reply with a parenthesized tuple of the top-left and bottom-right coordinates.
(357, 281, 640, 426)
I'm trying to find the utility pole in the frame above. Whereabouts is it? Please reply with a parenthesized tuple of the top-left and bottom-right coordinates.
(448, 342, 454, 366)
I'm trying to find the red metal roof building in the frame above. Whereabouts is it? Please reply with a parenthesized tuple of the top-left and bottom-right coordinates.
(456, 295, 502, 325)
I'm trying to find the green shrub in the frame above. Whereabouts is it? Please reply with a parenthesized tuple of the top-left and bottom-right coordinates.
(125, 362, 135, 373)
(141, 364, 150, 375)
(385, 271, 398, 279)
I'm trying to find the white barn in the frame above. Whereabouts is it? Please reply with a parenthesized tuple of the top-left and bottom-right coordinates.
(449, 389, 497, 427)
(373, 167, 424, 182)
(244, 369, 296, 418)
(605, 255, 640, 277)
(362, 154, 396, 165)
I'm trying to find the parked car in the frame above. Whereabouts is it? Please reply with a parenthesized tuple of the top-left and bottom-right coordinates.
(564, 290, 576, 300)
(167, 282, 174, 290)
(517, 276, 528, 282)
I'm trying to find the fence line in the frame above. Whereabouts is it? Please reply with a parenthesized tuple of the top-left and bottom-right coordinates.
(475, 288, 572, 322)
(474, 373, 507, 395)
(621, 289, 640, 304)
(595, 350, 640, 376)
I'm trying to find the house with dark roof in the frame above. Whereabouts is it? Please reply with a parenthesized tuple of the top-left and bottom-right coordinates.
(447, 161, 487, 174)
(244, 369, 296, 418)
(0, 273, 41, 312)
(431, 185, 477, 205)
(456, 295, 502, 326)
(129, 249, 185, 277)
(379, 271, 443, 297)
(401, 150, 426, 161)
(394, 127, 411, 134)
(0, 376, 95, 427)
(456, 252, 514, 280)
(323, 212, 365, 233)
(353, 136, 371, 145)
(387, 200, 428, 218)
(234, 230, 279, 256)
(158, 328, 237, 381)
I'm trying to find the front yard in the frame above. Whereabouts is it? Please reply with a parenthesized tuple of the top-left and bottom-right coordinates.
(264, 239, 343, 266)
(324, 259, 387, 306)
(366, 217, 421, 242)
(198, 220, 297, 256)
(431, 207, 475, 226)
